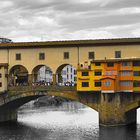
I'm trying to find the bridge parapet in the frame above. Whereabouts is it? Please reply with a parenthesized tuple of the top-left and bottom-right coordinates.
(8, 85, 76, 95)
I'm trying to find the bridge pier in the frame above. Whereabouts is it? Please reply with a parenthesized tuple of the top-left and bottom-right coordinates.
(53, 74, 57, 85)
(28, 74, 33, 85)
(0, 109, 17, 122)
(99, 94, 137, 126)
(78, 92, 138, 126)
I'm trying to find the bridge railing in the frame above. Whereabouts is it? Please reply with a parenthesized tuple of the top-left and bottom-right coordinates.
(8, 85, 76, 93)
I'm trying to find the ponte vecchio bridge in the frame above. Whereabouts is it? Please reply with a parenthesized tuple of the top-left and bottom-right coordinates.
(0, 38, 140, 126)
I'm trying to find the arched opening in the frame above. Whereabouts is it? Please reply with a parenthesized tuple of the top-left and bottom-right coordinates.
(56, 64, 76, 86)
(9, 65, 29, 86)
(32, 65, 53, 85)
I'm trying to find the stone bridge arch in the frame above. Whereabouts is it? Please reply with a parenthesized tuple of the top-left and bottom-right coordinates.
(31, 64, 53, 84)
(9, 65, 29, 86)
(55, 64, 76, 85)
(0, 88, 100, 123)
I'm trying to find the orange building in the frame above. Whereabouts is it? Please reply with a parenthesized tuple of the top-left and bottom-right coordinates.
(77, 58, 139, 93)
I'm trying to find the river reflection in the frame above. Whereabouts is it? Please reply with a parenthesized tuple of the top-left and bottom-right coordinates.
(0, 102, 139, 140)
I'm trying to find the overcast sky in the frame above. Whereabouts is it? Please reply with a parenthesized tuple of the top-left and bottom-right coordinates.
(0, 0, 140, 42)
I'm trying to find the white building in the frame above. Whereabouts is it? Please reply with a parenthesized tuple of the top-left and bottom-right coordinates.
(61, 65, 76, 85)
(37, 66, 53, 82)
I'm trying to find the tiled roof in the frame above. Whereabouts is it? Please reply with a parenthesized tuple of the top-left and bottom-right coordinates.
(0, 38, 140, 48)
(91, 58, 140, 63)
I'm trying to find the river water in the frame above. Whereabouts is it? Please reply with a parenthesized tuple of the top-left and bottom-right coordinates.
(0, 102, 140, 140)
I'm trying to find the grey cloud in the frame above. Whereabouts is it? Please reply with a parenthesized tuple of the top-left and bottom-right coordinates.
(0, 0, 140, 41)
(58, 12, 140, 32)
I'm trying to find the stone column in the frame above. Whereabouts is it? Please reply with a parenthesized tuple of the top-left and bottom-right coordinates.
(28, 74, 33, 86)
(53, 74, 56, 85)
(98, 93, 136, 126)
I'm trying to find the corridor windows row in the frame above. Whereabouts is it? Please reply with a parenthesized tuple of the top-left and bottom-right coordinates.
(15, 50, 122, 61)
(88, 51, 121, 60)
(16, 53, 46, 61)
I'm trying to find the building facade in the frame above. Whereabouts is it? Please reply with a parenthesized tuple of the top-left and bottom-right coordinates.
(77, 58, 140, 93)
(0, 38, 140, 91)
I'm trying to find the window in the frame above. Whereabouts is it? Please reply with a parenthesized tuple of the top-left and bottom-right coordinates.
(95, 62, 101, 66)
(94, 71, 102, 76)
(39, 53, 45, 60)
(115, 51, 121, 58)
(95, 81, 101, 87)
(133, 81, 140, 87)
(105, 70, 116, 75)
(63, 78, 66, 82)
(133, 71, 140, 76)
(104, 81, 111, 86)
(88, 52, 95, 59)
(82, 72, 89, 76)
(82, 82, 89, 87)
(62, 70, 66, 75)
(71, 68, 72, 73)
(120, 81, 132, 86)
(64, 52, 69, 59)
(122, 62, 131, 66)
(0, 82, 2, 87)
(121, 71, 131, 76)
(74, 70, 76, 75)
(133, 61, 140, 66)
(107, 62, 114, 67)
(0, 73, 2, 78)
(16, 53, 21, 60)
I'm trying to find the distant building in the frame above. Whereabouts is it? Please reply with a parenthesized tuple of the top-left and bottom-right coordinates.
(61, 65, 76, 85)
(37, 66, 53, 82)
(0, 37, 12, 43)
